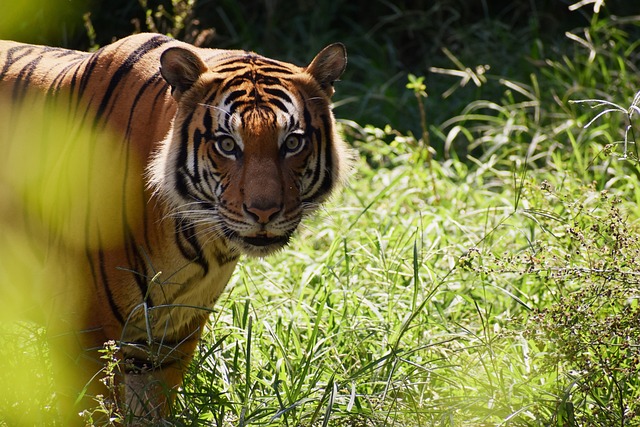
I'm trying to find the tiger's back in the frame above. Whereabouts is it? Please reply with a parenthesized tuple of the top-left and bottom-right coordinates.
(0, 35, 178, 156)
(0, 33, 348, 423)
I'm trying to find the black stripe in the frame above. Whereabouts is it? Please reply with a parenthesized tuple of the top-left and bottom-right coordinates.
(122, 72, 166, 251)
(52, 48, 81, 59)
(212, 246, 239, 266)
(174, 219, 209, 275)
(76, 47, 102, 101)
(123, 228, 153, 307)
(151, 76, 170, 108)
(175, 111, 195, 198)
(316, 114, 334, 197)
(201, 90, 220, 111)
(251, 57, 295, 71)
(215, 65, 246, 73)
(143, 79, 172, 251)
(94, 35, 172, 126)
(202, 105, 214, 139)
(46, 60, 83, 98)
(175, 168, 190, 201)
(11, 52, 43, 100)
(191, 110, 220, 199)
(0, 45, 34, 81)
(98, 247, 126, 325)
(256, 66, 295, 75)
(123, 71, 164, 139)
(267, 98, 288, 113)
(191, 128, 203, 184)
(263, 87, 292, 105)
(68, 60, 82, 101)
(216, 55, 295, 74)
(218, 76, 249, 95)
(223, 89, 246, 106)
(309, 137, 323, 198)
(205, 150, 220, 175)
(302, 105, 323, 202)
(258, 75, 281, 86)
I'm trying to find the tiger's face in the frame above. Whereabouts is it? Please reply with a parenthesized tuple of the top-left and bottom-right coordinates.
(149, 44, 348, 257)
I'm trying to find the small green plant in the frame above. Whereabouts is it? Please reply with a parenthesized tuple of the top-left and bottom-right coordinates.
(81, 340, 124, 426)
(406, 73, 439, 201)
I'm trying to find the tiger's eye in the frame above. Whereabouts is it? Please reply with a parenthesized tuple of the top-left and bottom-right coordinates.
(217, 137, 237, 156)
(284, 134, 303, 153)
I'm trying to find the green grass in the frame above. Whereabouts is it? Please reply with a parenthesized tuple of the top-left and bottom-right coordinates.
(4, 2, 640, 426)
(162, 9, 640, 426)
(165, 146, 609, 425)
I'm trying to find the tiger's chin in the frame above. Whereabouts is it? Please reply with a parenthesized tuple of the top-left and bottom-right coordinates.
(226, 231, 292, 258)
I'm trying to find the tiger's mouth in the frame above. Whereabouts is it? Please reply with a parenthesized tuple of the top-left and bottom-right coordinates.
(241, 234, 290, 248)
(222, 228, 292, 256)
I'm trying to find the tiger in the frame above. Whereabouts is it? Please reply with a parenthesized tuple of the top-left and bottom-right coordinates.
(0, 32, 348, 423)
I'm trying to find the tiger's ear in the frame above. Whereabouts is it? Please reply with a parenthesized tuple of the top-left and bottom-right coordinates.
(305, 43, 347, 98)
(160, 47, 208, 100)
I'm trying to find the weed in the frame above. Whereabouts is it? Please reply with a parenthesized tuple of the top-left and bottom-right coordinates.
(81, 341, 124, 426)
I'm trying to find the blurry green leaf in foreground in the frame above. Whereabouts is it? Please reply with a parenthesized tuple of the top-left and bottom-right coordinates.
(0, 90, 141, 423)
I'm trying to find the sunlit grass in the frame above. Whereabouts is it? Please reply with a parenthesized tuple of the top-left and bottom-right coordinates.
(3, 3, 640, 427)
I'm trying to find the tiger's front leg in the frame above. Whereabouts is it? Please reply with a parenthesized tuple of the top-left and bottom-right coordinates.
(123, 362, 187, 422)
(120, 322, 205, 423)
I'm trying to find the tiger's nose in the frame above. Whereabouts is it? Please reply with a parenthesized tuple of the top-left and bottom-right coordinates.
(243, 203, 282, 224)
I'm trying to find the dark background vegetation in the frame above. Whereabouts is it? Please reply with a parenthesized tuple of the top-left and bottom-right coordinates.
(4, 0, 639, 139)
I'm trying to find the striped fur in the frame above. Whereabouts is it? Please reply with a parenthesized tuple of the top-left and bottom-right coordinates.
(0, 33, 348, 422)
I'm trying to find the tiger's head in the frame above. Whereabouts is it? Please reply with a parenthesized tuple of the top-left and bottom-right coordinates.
(148, 43, 349, 257)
